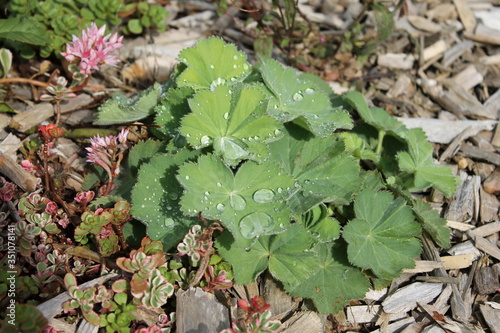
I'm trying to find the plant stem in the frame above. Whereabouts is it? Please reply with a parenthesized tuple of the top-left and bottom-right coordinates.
(54, 100, 62, 127)
(0, 77, 49, 88)
(376, 130, 386, 156)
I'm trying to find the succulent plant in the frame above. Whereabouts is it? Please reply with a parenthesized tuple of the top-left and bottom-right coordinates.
(0, 304, 49, 333)
(177, 224, 211, 266)
(220, 297, 282, 333)
(62, 273, 101, 325)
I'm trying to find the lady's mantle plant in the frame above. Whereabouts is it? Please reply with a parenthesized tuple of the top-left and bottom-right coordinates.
(117, 37, 460, 315)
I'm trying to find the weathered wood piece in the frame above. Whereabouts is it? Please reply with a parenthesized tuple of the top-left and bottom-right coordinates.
(382, 282, 443, 314)
(281, 311, 323, 333)
(370, 317, 416, 333)
(474, 266, 500, 294)
(447, 240, 482, 260)
(60, 93, 93, 114)
(76, 319, 98, 333)
(452, 64, 483, 91)
(446, 220, 474, 232)
(469, 221, 500, 237)
(453, 0, 477, 32)
(176, 287, 231, 333)
(480, 304, 500, 333)
(0, 152, 37, 192)
(469, 234, 500, 261)
(345, 305, 406, 324)
(9, 102, 54, 132)
(378, 53, 415, 69)
(445, 172, 480, 222)
(396, 118, 497, 144)
(422, 40, 447, 62)
(483, 167, 500, 195)
(442, 40, 474, 68)
(261, 272, 294, 318)
(440, 255, 475, 270)
(460, 142, 500, 165)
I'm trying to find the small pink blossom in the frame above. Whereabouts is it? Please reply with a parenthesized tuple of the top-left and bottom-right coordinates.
(21, 160, 35, 172)
(86, 129, 129, 178)
(61, 23, 123, 75)
(75, 191, 95, 210)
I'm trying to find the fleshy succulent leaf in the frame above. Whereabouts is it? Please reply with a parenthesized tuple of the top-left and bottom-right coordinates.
(177, 37, 251, 90)
(342, 188, 421, 279)
(284, 242, 370, 314)
(180, 84, 284, 165)
(216, 224, 317, 285)
(177, 154, 296, 239)
(258, 56, 352, 137)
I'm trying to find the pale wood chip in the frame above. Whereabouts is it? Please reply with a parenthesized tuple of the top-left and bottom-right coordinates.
(382, 282, 443, 314)
(9, 102, 54, 132)
(479, 304, 500, 333)
(345, 305, 406, 324)
(452, 64, 484, 91)
(175, 287, 230, 333)
(446, 220, 475, 231)
(453, 0, 477, 32)
(441, 254, 475, 270)
(370, 317, 416, 333)
(423, 40, 448, 62)
(281, 311, 323, 333)
(447, 241, 482, 260)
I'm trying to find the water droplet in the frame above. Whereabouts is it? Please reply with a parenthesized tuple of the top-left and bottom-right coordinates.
(216, 203, 226, 211)
(233, 64, 238, 69)
(277, 187, 283, 194)
(304, 179, 311, 184)
(210, 64, 215, 69)
(168, 193, 178, 200)
(204, 191, 210, 196)
(201, 135, 211, 145)
(291, 261, 297, 267)
(253, 189, 275, 204)
(216, 182, 222, 188)
(254, 136, 260, 140)
(279, 223, 284, 228)
(223, 112, 229, 119)
(233, 55, 238, 60)
(274, 129, 282, 136)
(243, 64, 249, 70)
(305, 88, 315, 94)
(293, 92, 303, 101)
(185, 175, 190, 180)
(239, 212, 273, 239)
(244, 247, 251, 252)
(229, 193, 246, 211)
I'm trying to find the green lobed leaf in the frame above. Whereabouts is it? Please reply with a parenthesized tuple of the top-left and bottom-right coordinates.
(397, 128, 459, 197)
(284, 242, 370, 314)
(412, 199, 450, 248)
(216, 224, 317, 285)
(153, 86, 194, 139)
(268, 125, 361, 214)
(131, 150, 200, 251)
(177, 37, 251, 90)
(343, 91, 407, 136)
(177, 154, 296, 239)
(0, 18, 50, 45)
(342, 188, 421, 280)
(180, 84, 284, 165)
(127, 140, 166, 176)
(94, 83, 162, 125)
(259, 56, 352, 137)
(301, 204, 340, 243)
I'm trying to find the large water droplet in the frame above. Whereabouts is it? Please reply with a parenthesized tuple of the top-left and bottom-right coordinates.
(229, 193, 246, 211)
(223, 112, 229, 120)
(239, 212, 273, 239)
(253, 189, 275, 204)
(185, 175, 190, 180)
(305, 88, 315, 94)
(201, 135, 211, 146)
(293, 92, 304, 101)
(274, 129, 282, 136)
(216, 182, 222, 188)
(204, 191, 210, 196)
(216, 203, 226, 211)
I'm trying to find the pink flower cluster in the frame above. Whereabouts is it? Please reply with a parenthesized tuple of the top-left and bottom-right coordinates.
(61, 23, 123, 75)
(86, 129, 129, 178)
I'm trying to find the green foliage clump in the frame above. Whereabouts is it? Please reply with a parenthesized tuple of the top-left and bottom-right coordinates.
(100, 37, 459, 315)
(1, 0, 168, 58)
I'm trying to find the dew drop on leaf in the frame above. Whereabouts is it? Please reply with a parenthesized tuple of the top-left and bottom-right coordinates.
(239, 212, 273, 239)
(168, 193, 178, 200)
(274, 129, 282, 136)
(216, 203, 226, 211)
(229, 193, 246, 211)
(305, 88, 315, 94)
(293, 92, 304, 101)
(216, 182, 222, 187)
(201, 135, 211, 145)
(204, 191, 210, 196)
(277, 187, 283, 194)
(252, 189, 275, 204)
(185, 175, 190, 180)
(223, 112, 229, 119)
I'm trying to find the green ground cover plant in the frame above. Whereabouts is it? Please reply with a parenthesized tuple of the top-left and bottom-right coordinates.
(96, 36, 460, 315)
